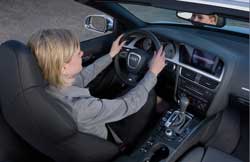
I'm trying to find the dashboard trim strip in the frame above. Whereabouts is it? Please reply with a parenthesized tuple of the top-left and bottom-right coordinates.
(166, 44, 224, 82)
(241, 87, 250, 92)
(167, 58, 224, 82)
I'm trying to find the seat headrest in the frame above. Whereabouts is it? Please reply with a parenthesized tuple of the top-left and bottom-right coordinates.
(0, 40, 45, 102)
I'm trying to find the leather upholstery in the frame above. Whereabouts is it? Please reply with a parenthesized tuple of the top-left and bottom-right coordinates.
(0, 40, 119, 162)
(0, 111, 53, 162)
(179, 147, 205, 162)
(203, 147, 242, 162)
(179, 147, 242, 162)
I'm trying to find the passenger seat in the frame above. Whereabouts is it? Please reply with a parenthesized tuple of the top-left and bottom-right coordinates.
(179, 147, 242, 162)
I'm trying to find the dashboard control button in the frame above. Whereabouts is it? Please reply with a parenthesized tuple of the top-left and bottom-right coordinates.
(165, 129, 173, 137)
(140, 148, 147, 153)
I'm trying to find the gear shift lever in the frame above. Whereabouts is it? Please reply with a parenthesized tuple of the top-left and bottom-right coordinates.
(180, 96, 189, 113)
(164, 96, 191, 137)
(169, 96, 189, 127)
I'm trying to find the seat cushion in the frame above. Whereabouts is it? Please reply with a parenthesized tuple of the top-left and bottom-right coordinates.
(203, 147, 242, 162)
(180, 147, 242, 162)
(179, 147, 205, 162)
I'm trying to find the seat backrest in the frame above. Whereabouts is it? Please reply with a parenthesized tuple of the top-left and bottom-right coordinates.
(0, 40, 118, 162)
(0, 107, 53, 162)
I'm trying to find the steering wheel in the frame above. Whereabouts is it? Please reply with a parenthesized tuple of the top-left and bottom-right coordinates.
(114, 30, 161, 86)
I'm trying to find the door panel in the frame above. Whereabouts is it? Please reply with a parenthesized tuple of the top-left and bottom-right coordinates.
(80, 32, 119, 96)
(80, 33, 116, 66)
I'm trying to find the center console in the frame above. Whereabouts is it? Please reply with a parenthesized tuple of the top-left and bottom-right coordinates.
(175, 44, 223, 116)
(114, 70, 219, 162)
(114, 97, 209, 162)
(114, 43, 223, 162)
(136, 112, 199, 162)
(176, 67, 218, 116)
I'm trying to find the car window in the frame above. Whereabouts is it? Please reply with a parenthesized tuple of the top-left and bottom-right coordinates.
(179, 0, 249, 11)
(120, 4, 189, 24)
(226, 19, 249, 28)
(0, 0, 111, 44)
(119, 3, 249, 28)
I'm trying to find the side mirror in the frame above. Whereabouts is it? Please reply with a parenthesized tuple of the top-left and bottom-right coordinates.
(176, 12, 225, 27)
(84, 15, 113, 33)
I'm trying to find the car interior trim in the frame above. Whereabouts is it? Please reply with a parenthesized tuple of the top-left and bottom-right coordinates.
(168, 58, 224, 82)
(241, 87, 250, 92)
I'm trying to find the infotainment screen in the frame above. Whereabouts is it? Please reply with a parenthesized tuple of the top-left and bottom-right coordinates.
(191, 49, 217, 73)
(179, 45, 222, 76)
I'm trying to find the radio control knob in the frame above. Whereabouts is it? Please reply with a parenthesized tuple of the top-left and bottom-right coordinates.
(162, 117, 168, 121)
(166, 62, 176, 72)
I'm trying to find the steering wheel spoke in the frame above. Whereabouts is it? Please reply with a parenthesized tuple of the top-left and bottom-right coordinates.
(118, 46, 134, 58)
(118, 51, 128, 58)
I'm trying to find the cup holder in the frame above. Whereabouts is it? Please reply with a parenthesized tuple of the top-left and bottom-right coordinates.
(145, 144, 169, 162)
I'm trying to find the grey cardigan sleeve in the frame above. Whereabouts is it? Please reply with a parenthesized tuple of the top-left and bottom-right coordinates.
(73, 71, 157, 125)
(73, 54, 112, 87)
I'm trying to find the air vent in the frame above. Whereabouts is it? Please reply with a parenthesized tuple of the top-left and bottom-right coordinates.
(181, 68, 196, 81)
(199, 76, 218, 89)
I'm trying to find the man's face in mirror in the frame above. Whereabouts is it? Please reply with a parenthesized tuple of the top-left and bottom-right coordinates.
(191, 14, 217, 25)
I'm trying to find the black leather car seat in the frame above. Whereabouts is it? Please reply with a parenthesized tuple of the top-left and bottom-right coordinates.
(179, 147, 242, 162)
(0, 40, 119, 162)
(0, 109, 54, 162)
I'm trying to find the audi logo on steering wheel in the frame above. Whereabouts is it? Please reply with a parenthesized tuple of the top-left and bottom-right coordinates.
(127, 52, 142, 69)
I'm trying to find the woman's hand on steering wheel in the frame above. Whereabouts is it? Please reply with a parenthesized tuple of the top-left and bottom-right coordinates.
(149, 46, 166, 76)
(109, 34, 126, 58)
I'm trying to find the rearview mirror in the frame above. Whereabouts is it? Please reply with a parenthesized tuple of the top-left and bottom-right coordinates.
(84, 15, 113, 33)
(176, 12, 225, 27)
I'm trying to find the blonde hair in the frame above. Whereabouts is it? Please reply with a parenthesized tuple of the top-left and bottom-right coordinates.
(27, 29, 80, 88)
(207, 14, 217, 22)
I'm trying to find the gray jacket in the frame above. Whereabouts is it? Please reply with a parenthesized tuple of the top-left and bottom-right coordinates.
(46, 54, 157, 139)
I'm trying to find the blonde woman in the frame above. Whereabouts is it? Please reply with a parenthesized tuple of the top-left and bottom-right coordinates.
(28, 29, 166, 144)
(191, 13, 218, 25)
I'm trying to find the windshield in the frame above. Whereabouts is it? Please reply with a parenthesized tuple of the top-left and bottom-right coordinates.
(178, 0, 249, 12)
(120, 3, 249, 28)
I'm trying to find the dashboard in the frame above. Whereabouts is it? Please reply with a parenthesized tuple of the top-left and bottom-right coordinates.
(123, 27, 249, 116)
(130, 36, 224, 81)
